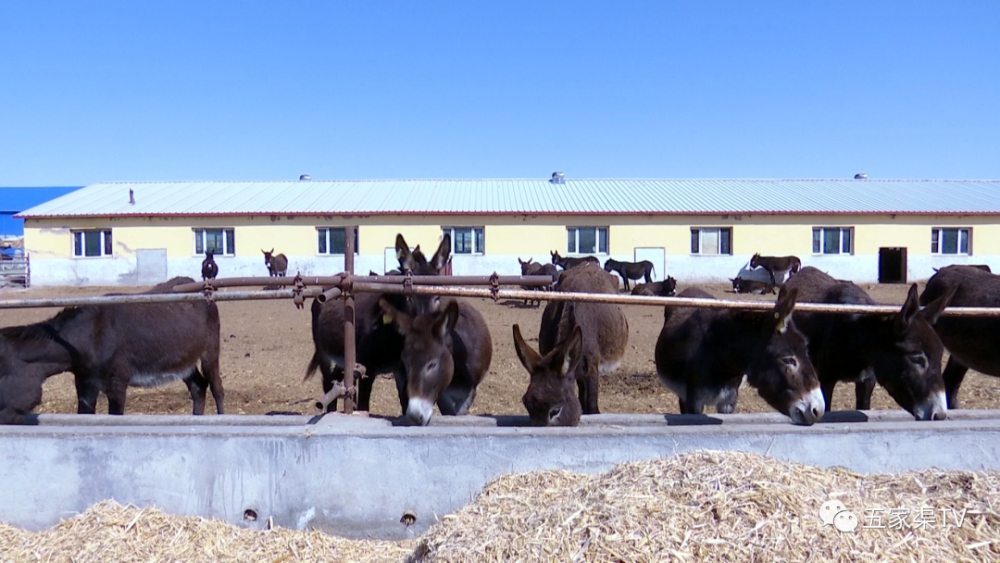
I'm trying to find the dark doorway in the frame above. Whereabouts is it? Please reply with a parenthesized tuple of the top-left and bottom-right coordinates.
(878, 248, 907, 284)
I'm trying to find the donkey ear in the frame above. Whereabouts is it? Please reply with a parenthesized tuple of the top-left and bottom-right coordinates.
(395, 234, 417, 271)
(772, 286, 798, 333)
(895, 284, 921, 334)
(921, 284, 956, 325)
(430, 233, 451, 271)
(554, 326, 584, 378)
(378, 298, 411, 334)
(512, 324, 542, 374)
(432, 300, 460, 339)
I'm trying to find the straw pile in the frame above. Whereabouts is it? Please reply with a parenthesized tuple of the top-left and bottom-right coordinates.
(0, 501, 414, 563)
(408, 451, 1000, 562)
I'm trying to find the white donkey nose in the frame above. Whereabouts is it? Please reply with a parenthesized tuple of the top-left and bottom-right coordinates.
(406, 398, 434, 426)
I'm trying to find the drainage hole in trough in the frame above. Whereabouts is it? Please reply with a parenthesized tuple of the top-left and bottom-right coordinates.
(244, 509, 258, 522)
(400, 510, 417, 527)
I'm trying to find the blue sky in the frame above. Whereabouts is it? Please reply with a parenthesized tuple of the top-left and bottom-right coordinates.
(1, 1, 998, 185)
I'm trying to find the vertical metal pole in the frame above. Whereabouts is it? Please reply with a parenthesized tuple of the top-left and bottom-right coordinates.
(342, 225, 356, 415)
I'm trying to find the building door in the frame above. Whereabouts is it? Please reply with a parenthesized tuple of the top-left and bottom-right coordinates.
(878, 247, 907, 284)
(634, 247, 665, 282)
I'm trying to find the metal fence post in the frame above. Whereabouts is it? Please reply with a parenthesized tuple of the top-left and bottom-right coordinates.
(342, 225, 357, 415)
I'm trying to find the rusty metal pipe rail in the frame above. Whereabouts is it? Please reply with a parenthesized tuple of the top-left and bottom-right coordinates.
(0, 289, 324, 310)
(169, 274, 555, 294)
(351, 282, 1000, 317)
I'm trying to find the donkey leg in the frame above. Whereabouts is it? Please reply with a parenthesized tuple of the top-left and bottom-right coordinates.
(202, 354, 224, 415)
(322, 364, 345, 413)
(105, 372, 129, 415)
(683, 387, 706, 415)
(854, 370, 876, 410)
(183, 368, 209, 416)
(355, 372, 375, 412)
(820, 379, 837, 413)
(74, 372, 100, 415)
(942, 356, 970, 410)
(577, 363, 600, 415)
(393, 367, 410, 416)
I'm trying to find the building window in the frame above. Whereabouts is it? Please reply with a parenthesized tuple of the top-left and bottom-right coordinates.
(567, 227, 608, 254)
(318, 227, 360, 255)
(72, 229, 113, 257)
(442, 227, 484, 254)
(690, 227, 732, 255)
(932, 228, 970, 255)
(812, 227, 853, 255)
(194, 228, 235, 256)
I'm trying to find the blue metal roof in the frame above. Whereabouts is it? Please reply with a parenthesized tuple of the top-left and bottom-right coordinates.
(14, 179, 1000, 218)
(1, 187, 82, 213)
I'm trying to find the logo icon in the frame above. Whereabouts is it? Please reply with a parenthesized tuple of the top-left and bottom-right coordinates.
(819, 499, 857, 533)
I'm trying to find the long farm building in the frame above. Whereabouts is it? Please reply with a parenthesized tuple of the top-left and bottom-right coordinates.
(15, 177, 1000, 286)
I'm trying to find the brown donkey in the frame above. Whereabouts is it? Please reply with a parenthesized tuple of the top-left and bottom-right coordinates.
(516, 263, 628, 426)
(920, 265, 999, 409)
(378, 298, 493, 426)
(550, 250, 600, 271)
(750, 253, 802, 285)
(655, 286, 825, 425)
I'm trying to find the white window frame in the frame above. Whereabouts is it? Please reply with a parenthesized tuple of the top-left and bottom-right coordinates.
(812, 227, 853, 255)
(72, 229, 113, 258)
(442, 227, 484, 255)
(690, 227, 732, 255)
(931, 227, 971, 255)
(317, 227, 360, 255)
(193, 228, 235, 256)
(566, 226, 609, 255)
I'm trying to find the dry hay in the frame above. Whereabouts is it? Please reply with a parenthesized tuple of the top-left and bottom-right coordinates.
(0, 501, 414, 563)
(409, 451, 1000, 563)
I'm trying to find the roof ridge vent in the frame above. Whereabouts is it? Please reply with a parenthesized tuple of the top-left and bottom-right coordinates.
(300, 174, 311, 181)
(854, 173, 868, 179)
(550, 172, 565, 184)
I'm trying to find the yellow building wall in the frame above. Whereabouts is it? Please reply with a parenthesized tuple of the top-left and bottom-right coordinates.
(22, 214, 1000, 261)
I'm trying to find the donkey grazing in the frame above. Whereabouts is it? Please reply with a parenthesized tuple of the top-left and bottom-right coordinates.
(783, 267, 952, 420)
(306, 234, 451, 412)
(550, 250, 600, 271)
(0, 276, 223, 423)
(378, 297, 492, 426)
(201, 250, 219, 280)
(920, 265, 1000, 409)
(262, 249, 288, 277)
(631, 277, 677, 297)
(655, 286, 824, 424)
(603, 259, 655, 292)
(730, 276, 776, 295)
(750, 253, 802, 285)
(517, 263, 628, 426)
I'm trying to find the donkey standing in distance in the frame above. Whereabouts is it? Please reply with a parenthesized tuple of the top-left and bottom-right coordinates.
(201, 250, 219, 280)
(782, 266, 952, 420)
(305, 233, 451, 413)
(603, 258, 655, 292)
(515, 263, 628, 426)
(517, 257, 558, 307)
(655, 286, 825, 425)
(0, 276, 223, 423)
(750, 253, 802, 285)
(920, 265, 1000, 409)
(550, 250, 600, 271)
(262, 249, 288, 277)
(378, 295, 493, 426)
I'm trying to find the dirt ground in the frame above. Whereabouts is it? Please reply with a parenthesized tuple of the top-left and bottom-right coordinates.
(2, 280, 999, 419)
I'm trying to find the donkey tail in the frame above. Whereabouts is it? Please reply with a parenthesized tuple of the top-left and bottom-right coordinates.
(304, 351, 321, 382)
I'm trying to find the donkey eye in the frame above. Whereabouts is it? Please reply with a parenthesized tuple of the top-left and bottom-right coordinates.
(426, 360, 439, 372)
(908, 354, 928, 369)
(780, 356, 798, 368)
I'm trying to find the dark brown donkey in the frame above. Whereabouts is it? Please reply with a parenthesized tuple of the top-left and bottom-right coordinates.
(378, 297, 492, 426)
(516, 263, 628, 426)
(655, 286, 824, 424)
(550, 250, 600, 271)
(603, 258, 655, 291)
(783, 267, 952, 420)
(0, 277, 223, 423)
(750, 253, 802, 285)
(631, 277, 678, 297)
(201, 250, 218, 280)
(518, 258, 558, 307)
(305, 233, 451, 412)
(262, 249, 288, 277)
(730, 276, 776, 295)
(920, 265, 1000, 409)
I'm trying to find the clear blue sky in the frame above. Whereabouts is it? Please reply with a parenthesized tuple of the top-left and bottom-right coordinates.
(1, 1, 998, 185)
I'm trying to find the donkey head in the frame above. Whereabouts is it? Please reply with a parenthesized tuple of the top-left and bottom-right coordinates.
(661, 276, 678, 296)
(737, 286, 824, 425)
(379, 298, 460, 426)
(750, 253, 762, 268)
(514, 324, 584, 427)
(867, 283, 952, 420)
(394, 233, 451, 316)
(262, 248, 274, 268)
